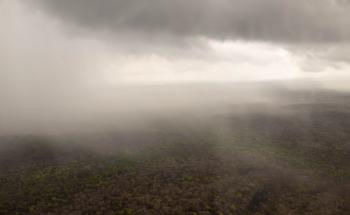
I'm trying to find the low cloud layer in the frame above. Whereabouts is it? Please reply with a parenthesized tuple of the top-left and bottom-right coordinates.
(1, 0, 350, 135)
(28, 0, 350, 43)
(23, 0, 350, 68)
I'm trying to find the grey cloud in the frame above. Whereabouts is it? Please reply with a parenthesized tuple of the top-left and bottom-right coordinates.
(326, 45, 350, 64)
(26, 0, 350, 43)
(286, 43, 350, 73)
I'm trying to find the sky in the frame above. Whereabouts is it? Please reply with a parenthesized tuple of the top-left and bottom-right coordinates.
(2, 0, 350, 85)
(1, 0, 350, 134)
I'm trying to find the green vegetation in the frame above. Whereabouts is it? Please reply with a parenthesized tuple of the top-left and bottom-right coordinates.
(0, 154, 137, 214)
(0, 102, 349, 214)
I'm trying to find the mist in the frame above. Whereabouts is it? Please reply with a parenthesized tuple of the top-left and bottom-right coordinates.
(0, 1, 349, 214)
(1, 0, 350, 135)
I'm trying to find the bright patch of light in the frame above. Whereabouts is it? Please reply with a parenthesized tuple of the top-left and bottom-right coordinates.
(102, 39, 303, 84)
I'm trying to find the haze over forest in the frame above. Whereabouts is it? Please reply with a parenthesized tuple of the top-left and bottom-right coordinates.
(0, 1, 349, 214)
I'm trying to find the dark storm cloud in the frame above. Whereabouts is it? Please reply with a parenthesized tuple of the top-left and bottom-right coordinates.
(27, 0, 350, 43)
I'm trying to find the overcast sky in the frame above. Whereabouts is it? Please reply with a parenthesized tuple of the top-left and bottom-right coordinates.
(1, 0, 350, 134)
(2, 0, 350, 85)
